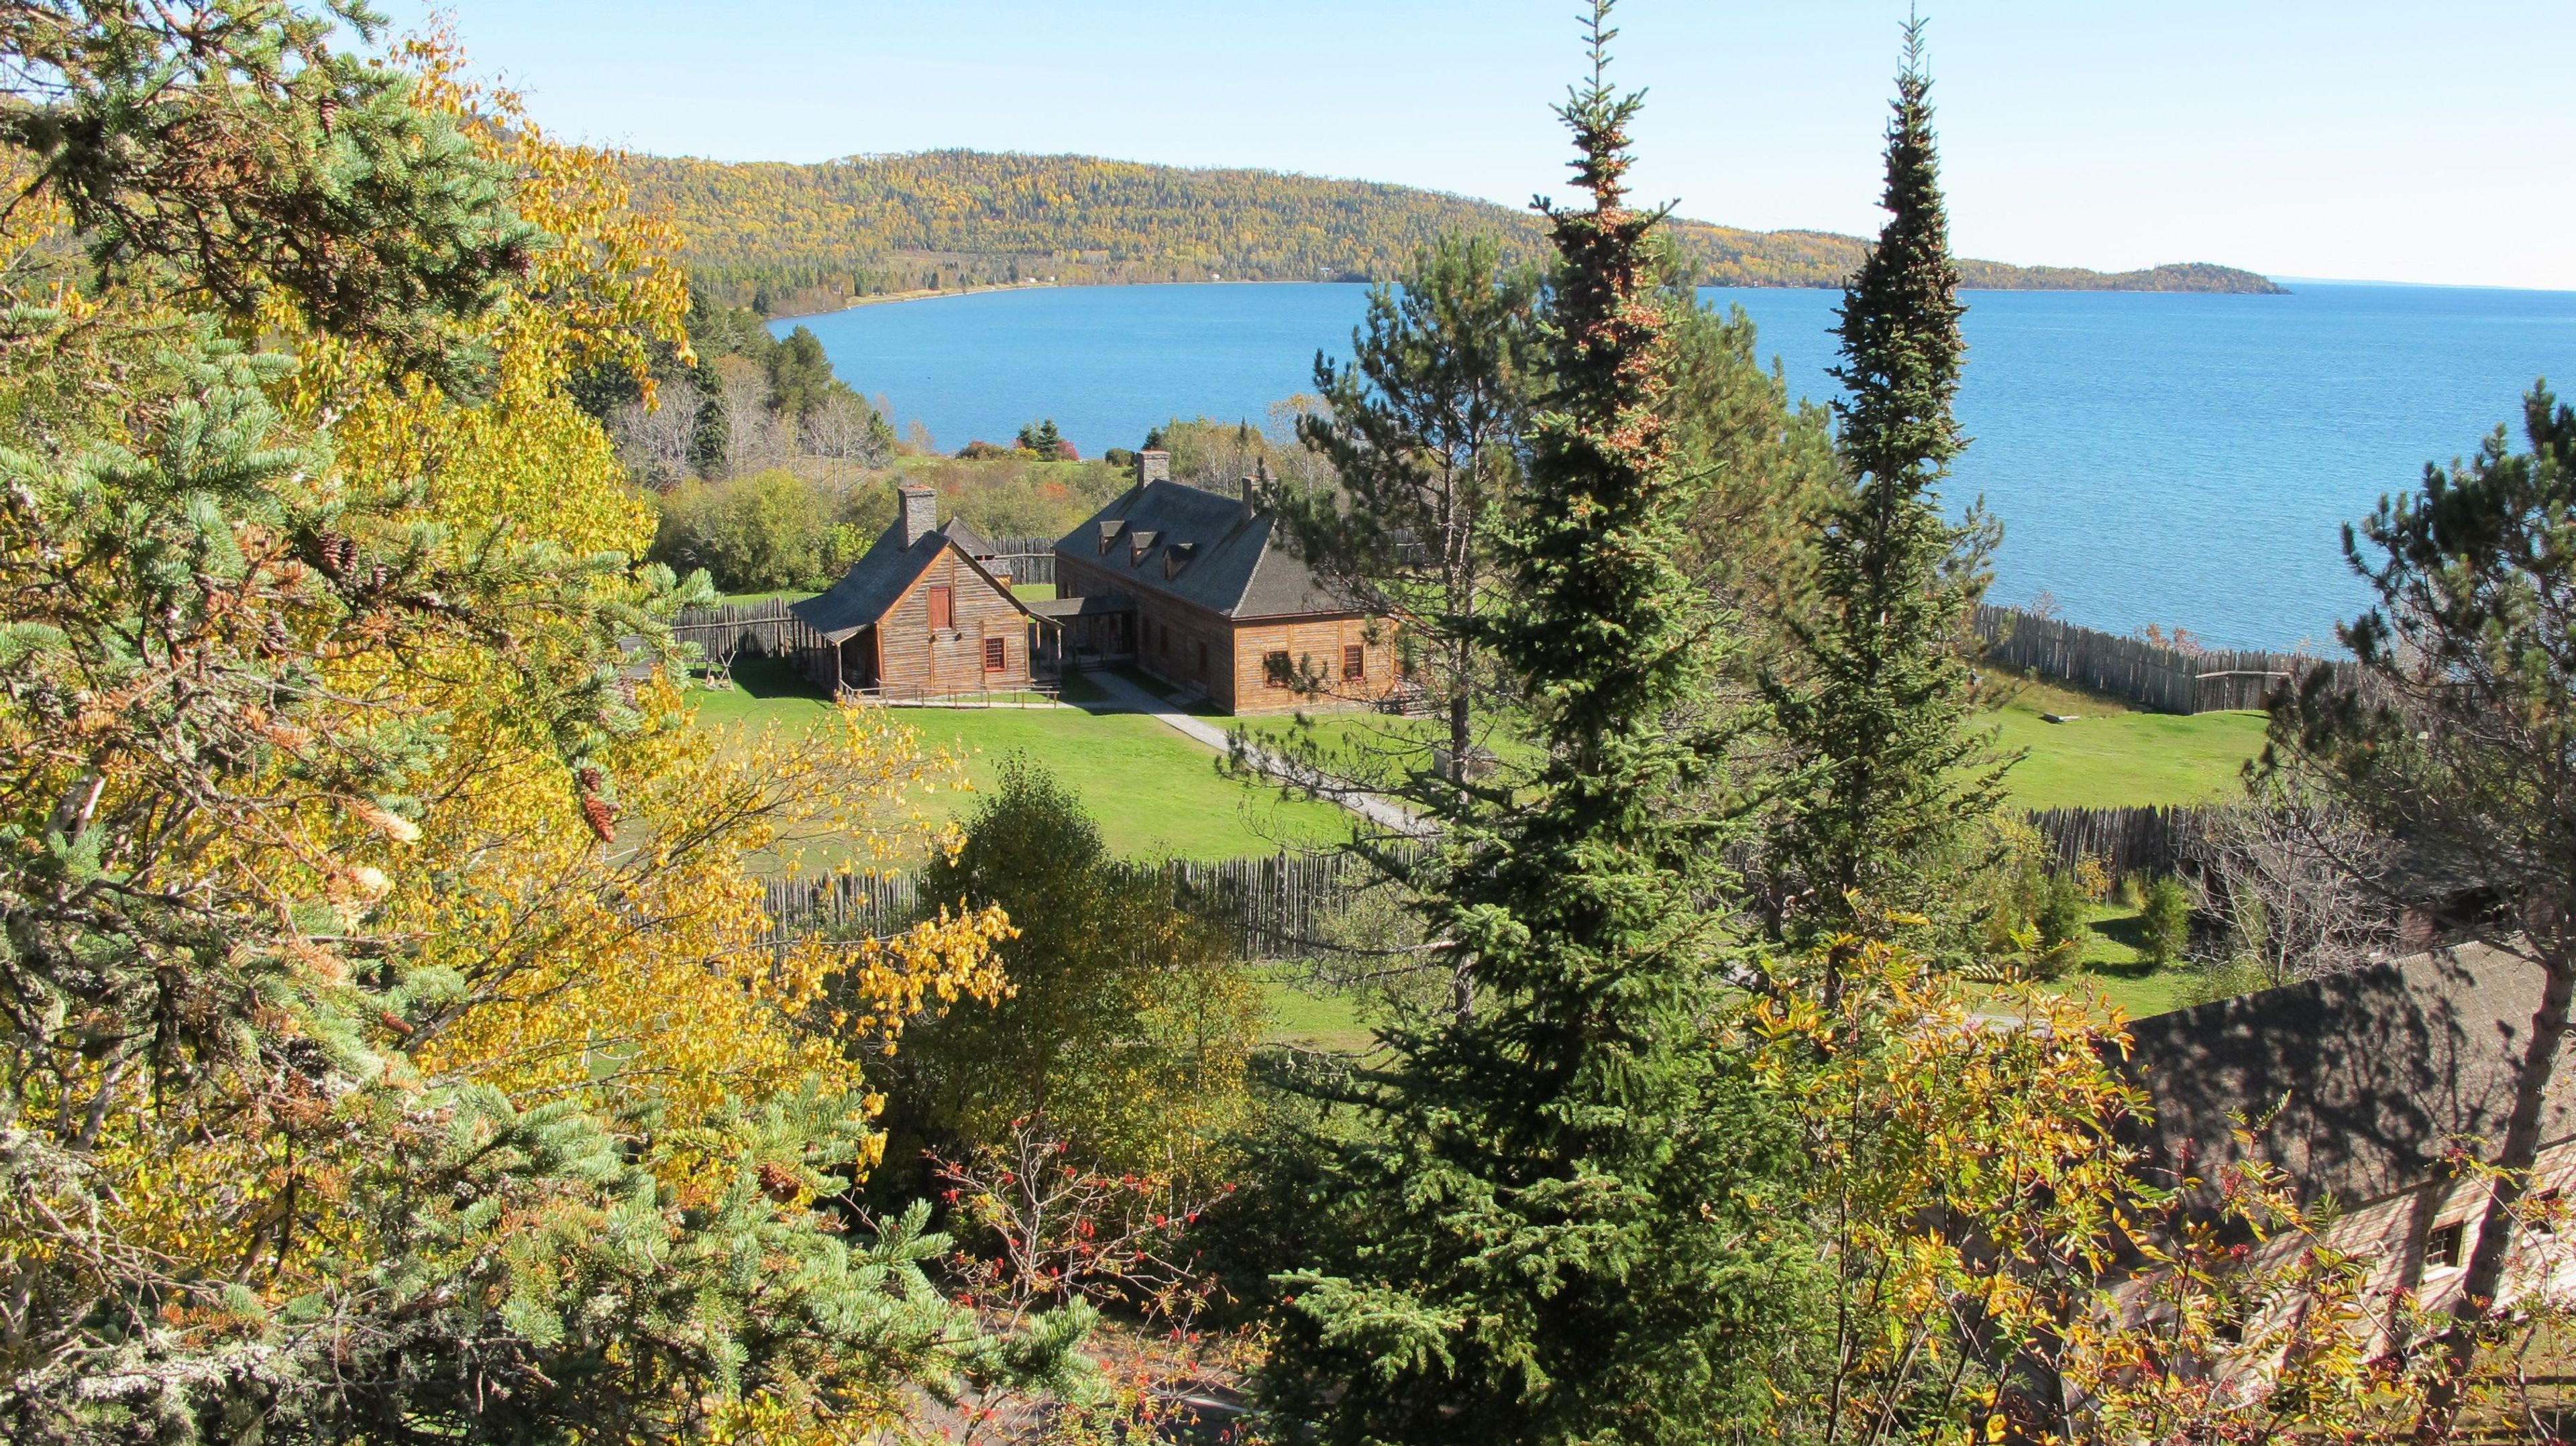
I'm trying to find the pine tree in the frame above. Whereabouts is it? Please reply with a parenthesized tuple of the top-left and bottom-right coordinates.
(689, 351, 731, 478)
(1258, 9, 1814, 1441)
(1764, 19, 2005, 960)
(1017, 416, 1067, 455)
(1277, 234, 1540, 786)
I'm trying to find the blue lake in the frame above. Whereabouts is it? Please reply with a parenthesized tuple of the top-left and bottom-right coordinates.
(778, 281, 2576, 651)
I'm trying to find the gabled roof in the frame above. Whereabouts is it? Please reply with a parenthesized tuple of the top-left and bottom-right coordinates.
(790, 518, 1030, 643)
(2122, 944, 2576, 1211)
(1051, 479, 1348, 620)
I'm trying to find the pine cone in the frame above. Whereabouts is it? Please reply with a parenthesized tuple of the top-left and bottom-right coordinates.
(315, 531, 358, 579)
(757, 1162, 800, 1203)
(580, 793, 616, 843)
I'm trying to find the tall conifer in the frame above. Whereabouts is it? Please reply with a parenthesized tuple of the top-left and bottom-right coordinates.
(1258, 7, 1811, 1441)
(1766, 19, 2004, 958)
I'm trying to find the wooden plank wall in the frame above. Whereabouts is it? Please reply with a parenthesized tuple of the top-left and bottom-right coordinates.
(984, 536, 1056, 586)
(2026, 805, 2226, 878)
(873, 552, 1032, 691)
(1974, 606, 2355, 714)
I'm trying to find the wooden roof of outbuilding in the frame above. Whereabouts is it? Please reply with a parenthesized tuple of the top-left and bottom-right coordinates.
(2121, 944, 2576, 1211)
(1053, 480, 1347, 620)
(790, 518, 1030, 643)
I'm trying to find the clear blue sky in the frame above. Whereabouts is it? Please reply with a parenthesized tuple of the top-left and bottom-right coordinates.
(376, 1, 2576, 290)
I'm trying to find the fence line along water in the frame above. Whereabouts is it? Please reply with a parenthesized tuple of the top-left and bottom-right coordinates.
(1974, 606, 2356, 715)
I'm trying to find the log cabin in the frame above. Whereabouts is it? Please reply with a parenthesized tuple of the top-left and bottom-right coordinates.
(1045, 450, 1405, 716)
(790, 485, 1046, 696)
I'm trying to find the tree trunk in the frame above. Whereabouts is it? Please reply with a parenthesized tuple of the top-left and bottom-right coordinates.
(2421, 939, 2576, 1435)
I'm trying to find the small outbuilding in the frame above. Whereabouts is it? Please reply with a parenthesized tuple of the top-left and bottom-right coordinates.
(790, 485, 1046, 696)
(2123, 944, 2576, 1343)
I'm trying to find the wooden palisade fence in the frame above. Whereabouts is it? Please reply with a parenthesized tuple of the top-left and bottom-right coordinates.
(1975, 605, 2355, 714)
(762, 850, 1373, 960)
(761, 816, 2249, 959)
(983, 536, 1057, 586)
(672, 598, 824, 659)
(2025, 805, 2225, 879)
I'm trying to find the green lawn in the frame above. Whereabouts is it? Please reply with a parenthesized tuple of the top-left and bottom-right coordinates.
(1230, 696, 2266, 815)
(691, 658, 1351, 860)
(1258, 970, 1377, 1053)
(1984, 708, 2267, 812)
(1010, 582, 1057, 602)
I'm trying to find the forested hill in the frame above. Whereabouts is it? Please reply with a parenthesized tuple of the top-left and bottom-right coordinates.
(619, 149, 2285, 313)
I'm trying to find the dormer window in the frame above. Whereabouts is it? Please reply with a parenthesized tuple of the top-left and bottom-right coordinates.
(1128, 529, 1159, 564)
(1097, 520, 1122, 555)
(1163, 542, 1197, 579)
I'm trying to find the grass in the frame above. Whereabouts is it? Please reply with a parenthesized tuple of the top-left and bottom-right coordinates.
(691, 657, 1352, 860)
(1226, 679, 2265, 815)
(1972, 664, 2267, 812)
(1010, 582, 1057, 602)
(1985, 710, 2267, 812)
(1257, 970, 1377, 1054)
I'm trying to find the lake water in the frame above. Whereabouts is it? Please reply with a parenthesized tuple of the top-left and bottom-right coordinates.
(778, 280, 2576, 650)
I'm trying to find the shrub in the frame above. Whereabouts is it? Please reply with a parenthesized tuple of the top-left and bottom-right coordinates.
(2138, 875, 2192, 968)
(869, 759, 1263, 1195)
(2031, 871, 2091, 978)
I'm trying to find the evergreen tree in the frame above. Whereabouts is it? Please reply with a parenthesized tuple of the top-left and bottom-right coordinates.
(1277, 234, 1540, 784)
(1763, 20, 2005, 960)
(689, 351, 731, 478)
(1258, 9, 1813, 1440)
(767, 323, 837, 418)
(1017, 416, 1067, 455)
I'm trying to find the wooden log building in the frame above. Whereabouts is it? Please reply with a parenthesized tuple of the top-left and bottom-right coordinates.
(790, 485, 1048, 695)
(1043, 450, 1405, 716)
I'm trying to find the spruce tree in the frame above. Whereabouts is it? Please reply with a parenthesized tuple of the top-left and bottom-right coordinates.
(1764, 20, 2005, 959)
(1258, 8, 1813, 1441)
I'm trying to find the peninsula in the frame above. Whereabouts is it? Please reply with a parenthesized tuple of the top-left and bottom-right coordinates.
(618, 149, 2287, 314)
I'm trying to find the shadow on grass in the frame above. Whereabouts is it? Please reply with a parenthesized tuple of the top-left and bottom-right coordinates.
(727, 655, 826, 701)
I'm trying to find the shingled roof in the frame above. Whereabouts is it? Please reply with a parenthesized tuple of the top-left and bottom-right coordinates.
(2122, 944, 2576, 1211)
(790, 518, 1027, 643)
(1052, 479, 1347, 619)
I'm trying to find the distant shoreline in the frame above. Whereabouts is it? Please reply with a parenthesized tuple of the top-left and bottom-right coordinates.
(767, 279, 1061, 322)
(765, 274, 2296, 325)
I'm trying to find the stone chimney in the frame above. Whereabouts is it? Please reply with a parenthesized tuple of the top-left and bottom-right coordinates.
(1243, 456, 1268, 517)
(1137, 449, 1171, 487)
(898, 484, 938, 547)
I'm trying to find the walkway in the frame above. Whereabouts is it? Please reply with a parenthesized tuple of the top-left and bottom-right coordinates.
(1071, 669, 1430, 838)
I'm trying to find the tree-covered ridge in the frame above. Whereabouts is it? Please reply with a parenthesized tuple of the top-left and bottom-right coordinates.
(618, 148, 2285, 312)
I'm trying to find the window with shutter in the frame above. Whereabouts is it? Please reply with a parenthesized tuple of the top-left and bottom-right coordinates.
(1343, 644, 1364, 680)
(926, 586, 953, 629)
